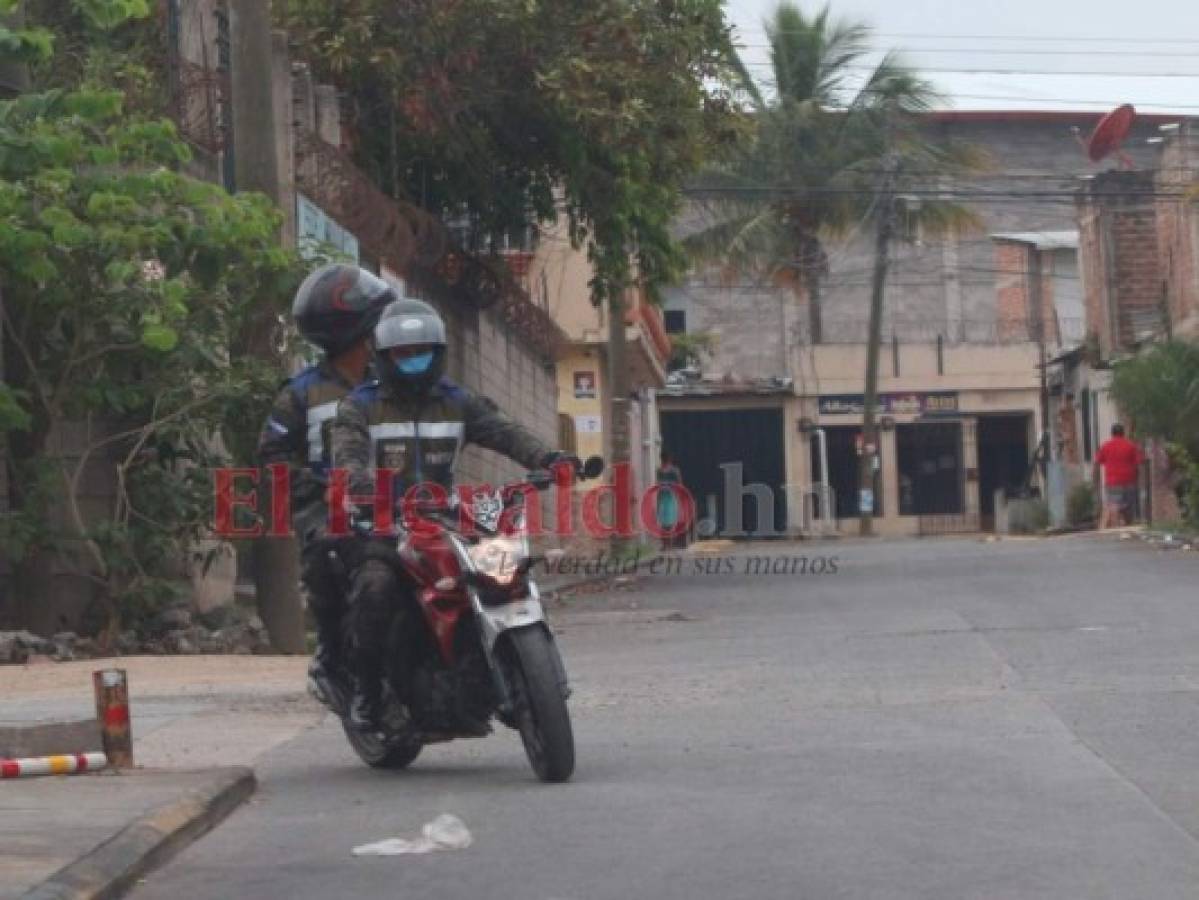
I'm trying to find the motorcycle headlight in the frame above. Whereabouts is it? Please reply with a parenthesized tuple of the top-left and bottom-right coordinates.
(466, 535, 526, 585)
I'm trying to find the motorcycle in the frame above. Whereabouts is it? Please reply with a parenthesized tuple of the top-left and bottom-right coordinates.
(317, 456, 604, 783)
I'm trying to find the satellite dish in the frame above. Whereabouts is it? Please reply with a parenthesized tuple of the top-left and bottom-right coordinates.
(1086, 104, 1136, 168)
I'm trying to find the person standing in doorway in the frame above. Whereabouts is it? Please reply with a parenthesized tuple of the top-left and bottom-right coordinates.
(1095, 423, 1144, 529)
(656, 450, 686, 550)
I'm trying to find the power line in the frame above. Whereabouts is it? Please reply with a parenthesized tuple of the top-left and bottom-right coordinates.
(737, 61, 1199, 78)
(684, 185, 1193, 200)
(733, 29, 1199, 45)
(737, 81, 1199, 109)
(733, 43, 1199, 59)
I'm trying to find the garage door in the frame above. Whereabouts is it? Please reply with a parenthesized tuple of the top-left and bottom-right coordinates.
(660, 408, 787, 538)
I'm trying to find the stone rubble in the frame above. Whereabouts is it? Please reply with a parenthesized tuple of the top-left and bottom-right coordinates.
(0, 605, 275, 665)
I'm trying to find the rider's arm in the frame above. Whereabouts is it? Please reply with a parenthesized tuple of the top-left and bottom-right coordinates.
(255, 382, 306, 466)
(330, 392, 377, 503)
(461, 390, 554, 472)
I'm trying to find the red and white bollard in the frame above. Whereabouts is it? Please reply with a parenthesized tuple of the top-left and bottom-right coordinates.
(93, 668, 133, 769)
(0, 752, 108, 779)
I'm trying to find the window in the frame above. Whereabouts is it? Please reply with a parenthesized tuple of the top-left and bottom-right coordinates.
(664, 310, 687, 335)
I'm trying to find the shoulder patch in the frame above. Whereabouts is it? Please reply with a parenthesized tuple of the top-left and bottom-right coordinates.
(348, 380, 382, 406)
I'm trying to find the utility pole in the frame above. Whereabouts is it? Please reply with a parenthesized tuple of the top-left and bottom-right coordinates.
(229, 0, 305, 654)
(1, 6, 30, 627)
(1029, 245, 1050, 480)
(858, 155, 899, 537)
(607, 290, 633, 557)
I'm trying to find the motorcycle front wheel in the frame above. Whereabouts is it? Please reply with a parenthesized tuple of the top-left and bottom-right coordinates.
(503, 626, 575, 783)
(341, 720, 423, 770)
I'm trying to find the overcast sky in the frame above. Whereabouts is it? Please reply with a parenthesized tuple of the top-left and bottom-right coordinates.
(726, 0, 1199, 115)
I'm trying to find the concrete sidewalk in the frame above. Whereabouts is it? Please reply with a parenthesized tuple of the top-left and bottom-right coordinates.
(1, 656, 320, 899)
(0, 575, 626, 900)
(2, 768, 253, 900)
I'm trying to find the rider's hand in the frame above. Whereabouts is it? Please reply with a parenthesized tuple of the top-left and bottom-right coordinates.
(349, 505, 377, 537)
(540, 451, 582, 477)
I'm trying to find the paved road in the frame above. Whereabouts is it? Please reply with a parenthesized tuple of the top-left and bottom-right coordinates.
(134, 535, 1199, 900)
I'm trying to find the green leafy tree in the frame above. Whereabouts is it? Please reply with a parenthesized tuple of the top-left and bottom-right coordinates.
(280, 0, 743, 306)
(685, 2, 984, 341)
(1110, 341, 1199, 458)
(1, 0, 150, 72)
(0, 87, 300, 636)
(1110, 341, 1199, 528)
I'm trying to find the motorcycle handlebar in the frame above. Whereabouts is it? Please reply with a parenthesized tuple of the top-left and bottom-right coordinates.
(526, 455, 604, 491)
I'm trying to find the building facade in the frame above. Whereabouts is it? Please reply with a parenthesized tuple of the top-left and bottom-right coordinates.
(1061, 120, 1199, 526)
(531, 218, 670, 538)
(661, 110, 1188, 538)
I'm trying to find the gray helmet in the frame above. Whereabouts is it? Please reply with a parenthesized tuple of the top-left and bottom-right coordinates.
(373, 298, 448, 396)
(292, 264, 395, 356)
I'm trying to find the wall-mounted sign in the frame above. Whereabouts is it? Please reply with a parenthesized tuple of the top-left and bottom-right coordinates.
(573, 371, 597, 399)
(819, 392, 959, 416)
(575, 415, 602, 434)
(297, 193, 360, 262)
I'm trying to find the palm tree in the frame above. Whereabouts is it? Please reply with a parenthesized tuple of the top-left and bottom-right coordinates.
(686, 2, 983, 343)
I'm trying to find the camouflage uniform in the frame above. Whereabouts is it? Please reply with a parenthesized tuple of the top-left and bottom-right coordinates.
(256, 360, 360, 650)
(330, 375, 552, 709)
(331, 376, 551, 501)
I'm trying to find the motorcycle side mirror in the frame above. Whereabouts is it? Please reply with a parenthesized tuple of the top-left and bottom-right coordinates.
(582, 456, 605, 480)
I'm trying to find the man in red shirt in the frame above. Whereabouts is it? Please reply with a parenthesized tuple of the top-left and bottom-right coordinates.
(1095, 423, 1144, 529)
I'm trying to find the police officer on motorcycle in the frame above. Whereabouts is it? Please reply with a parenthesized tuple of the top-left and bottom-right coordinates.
(331, 297, 576, 730)
(256, 263, 395, 701)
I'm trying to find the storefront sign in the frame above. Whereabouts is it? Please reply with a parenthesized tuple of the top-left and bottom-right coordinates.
(297, 193, 360, 262)
(819, 392, 959, 416)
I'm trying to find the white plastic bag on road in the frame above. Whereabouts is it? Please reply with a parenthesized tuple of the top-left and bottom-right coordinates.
(352, 814, 473, 856)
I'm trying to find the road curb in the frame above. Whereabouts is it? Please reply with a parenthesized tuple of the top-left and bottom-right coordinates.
(21, 767, 256, 900)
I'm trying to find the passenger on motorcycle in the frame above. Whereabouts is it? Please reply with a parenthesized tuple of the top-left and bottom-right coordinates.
(255, 264, 395, 702)
(330, 297, 576, 730)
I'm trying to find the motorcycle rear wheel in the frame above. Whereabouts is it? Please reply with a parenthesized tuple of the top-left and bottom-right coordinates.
(504, 627, 575, 783)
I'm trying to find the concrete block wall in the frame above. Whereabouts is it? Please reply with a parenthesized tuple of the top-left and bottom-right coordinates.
(661, 278, 790, 380)
(1147, 438, 1183, 526)
(1155, 126, 1199, 338)
(449, 304, 559, 518)
(670, 114, 1174, 360)
(1078, 171, 1165, 354)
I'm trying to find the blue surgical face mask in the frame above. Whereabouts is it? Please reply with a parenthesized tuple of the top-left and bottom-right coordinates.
(396, 351, 435, 376)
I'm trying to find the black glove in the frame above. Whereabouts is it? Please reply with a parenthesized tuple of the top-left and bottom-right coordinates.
(541, 451, 582, 475)
(348, 504, 377, 537)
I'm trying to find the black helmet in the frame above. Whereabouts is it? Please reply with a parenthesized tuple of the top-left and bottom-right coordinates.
(372, 298, 448, 397)
(292, 264, 395, 357)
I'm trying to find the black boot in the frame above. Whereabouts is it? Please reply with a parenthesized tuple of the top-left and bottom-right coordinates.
(349, 677, 382, 732)
(306, 640, 339, 709)
(306, 604, 346, 708)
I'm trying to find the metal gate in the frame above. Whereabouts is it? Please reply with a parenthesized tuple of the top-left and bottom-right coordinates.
(896, 422, 979, 535)
(660, 408, 787, 539)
